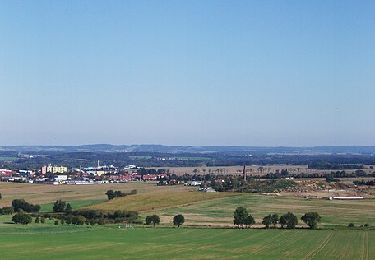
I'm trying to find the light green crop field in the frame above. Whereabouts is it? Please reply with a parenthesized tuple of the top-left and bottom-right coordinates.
(91, 190, 236, 212)
(0, 224, 373, 260)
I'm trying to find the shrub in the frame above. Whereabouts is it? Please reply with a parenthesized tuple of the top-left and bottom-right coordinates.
(12, 212, 32, 225)
(66, 203, 72, 213)
(12, 199, 40, 213)
(71, 216, 86, 225)
(173, 214, 185, 227)
(0, 207, 14, 215)
(65, 215, 72, 225)
(348, 223, 355, 228)
(145, 215, 160, 227)
(106, 189, 137, 200)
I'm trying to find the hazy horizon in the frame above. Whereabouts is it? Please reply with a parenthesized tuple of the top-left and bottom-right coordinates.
(2, 143, 375, 148)
(1, 1, 374, 146)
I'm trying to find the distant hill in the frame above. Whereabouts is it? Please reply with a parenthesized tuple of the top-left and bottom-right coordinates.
(1, 144, 375, 155)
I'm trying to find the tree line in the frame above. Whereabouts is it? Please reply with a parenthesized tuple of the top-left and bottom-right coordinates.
(233, 207, 321, 229)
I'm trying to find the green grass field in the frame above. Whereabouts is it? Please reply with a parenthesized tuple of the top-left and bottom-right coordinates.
(0, 224, 373, 259)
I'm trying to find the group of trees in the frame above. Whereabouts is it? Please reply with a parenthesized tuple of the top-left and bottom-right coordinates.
(0, 199, 40, 224)
(210, 177, 297, 193)
(26, 207, 140, 226)
(57, 209, 140, 225)
(0, 199, 41, 225)
(353, 179, 375, 186)
(105, 189, 137, 200)
(234, 207, 321, 229)
(144, 214, 184, 228)
(11, 199, 40, 213)
(53, 200, 72, 213)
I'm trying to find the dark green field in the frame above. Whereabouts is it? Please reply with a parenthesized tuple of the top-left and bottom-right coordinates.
(0, 224, 373, 259)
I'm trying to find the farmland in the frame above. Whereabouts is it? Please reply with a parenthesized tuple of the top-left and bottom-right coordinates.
(1, 182, 374, 227)
(90, 190, 236, 212)
(0, 181, 374, 259)
(156, 194, 375, 227)
(0, 225, 373, 259)
(0, 182, 189, 208)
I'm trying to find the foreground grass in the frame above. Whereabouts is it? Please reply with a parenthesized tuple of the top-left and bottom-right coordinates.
(0, 225, 373, 259)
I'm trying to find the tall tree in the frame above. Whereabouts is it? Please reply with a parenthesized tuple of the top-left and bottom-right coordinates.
(53, 200, 67, 212)
(270, 214, 279, 228)
(146, 215, 161, 227)
(301, 212, 321, 229)
(234, 207, 249, 228)
(245, 214, 255, 227)
(262, 215, 272, 229)
(280, 212, 298, 229)
(105, 190, 115, 200)
(65, 203, 72, 213)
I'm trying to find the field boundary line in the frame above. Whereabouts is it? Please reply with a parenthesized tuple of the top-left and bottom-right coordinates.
(362, 231, 368, 260)
(303, 231, 333, 260)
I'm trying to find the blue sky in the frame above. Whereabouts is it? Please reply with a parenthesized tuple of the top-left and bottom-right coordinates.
(0, 0, 374, 146)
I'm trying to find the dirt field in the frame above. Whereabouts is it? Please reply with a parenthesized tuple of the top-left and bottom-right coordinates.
(0, 182, 190, 207)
